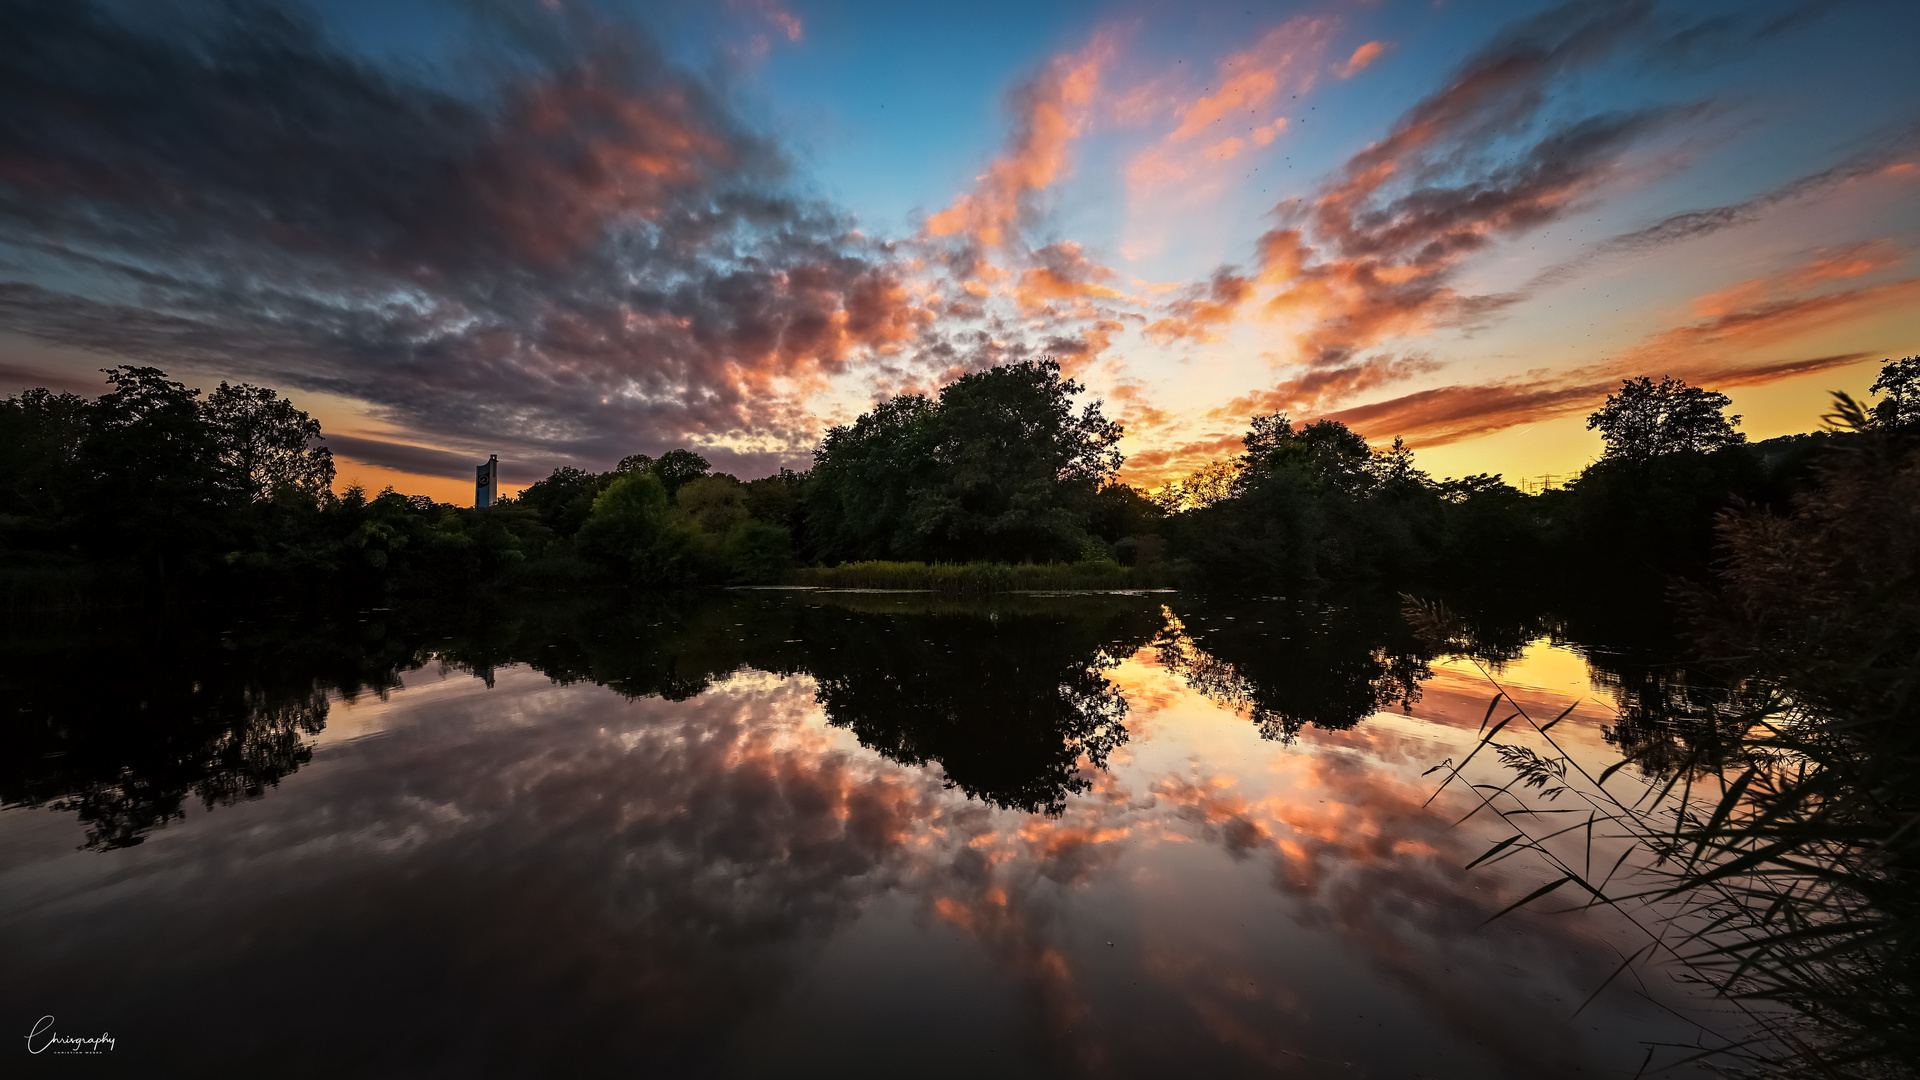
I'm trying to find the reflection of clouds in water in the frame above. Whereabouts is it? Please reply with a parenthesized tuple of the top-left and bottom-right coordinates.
(2, 633, 1712, 1076)
(5, 667, 958, 1072)
(978, 636, 1711, 1075)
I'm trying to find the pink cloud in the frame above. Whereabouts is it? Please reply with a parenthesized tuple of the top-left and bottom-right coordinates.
(1337, 40, 1387, 79)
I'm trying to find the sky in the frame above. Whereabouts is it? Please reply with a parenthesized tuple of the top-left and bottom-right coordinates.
(3, 0, 1917, 502)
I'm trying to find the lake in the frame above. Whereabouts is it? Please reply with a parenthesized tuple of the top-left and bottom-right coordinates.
(2, 588, 1731, 1077)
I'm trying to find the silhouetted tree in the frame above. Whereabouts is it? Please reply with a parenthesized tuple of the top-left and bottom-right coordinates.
(653, 449, 711, 495)
(203, 381, 335, 503)
(1868, 354, 1920, 431)
(1588, 376, 1746, 463)
(81, 366, 236, 580)
(0, 387, 92, 550)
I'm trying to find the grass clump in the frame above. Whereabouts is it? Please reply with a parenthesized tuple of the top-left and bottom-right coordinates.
(788, 559, 1159, 594)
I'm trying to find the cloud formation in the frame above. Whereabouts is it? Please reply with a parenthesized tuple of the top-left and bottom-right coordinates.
(1336, 40, 1387, 79)
(1125, 18, 1329, 197)
(1108, 1, 1709, 482)
(923, 35, 1113, 255)
(1313, 242, 1917, 449)
(0, 0, 931, 476)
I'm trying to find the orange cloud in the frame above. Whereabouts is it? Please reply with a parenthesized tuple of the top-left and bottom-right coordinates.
(1220, 242, 1917, 449)
(1218, 353, 1442, 422)
(1125, 17, 1330, 197)
(1691, 240, 1903, 319)
(1116, 431, 1247, 489)
(1012, 241, 1125, 315)
(1337, 40, 1386, 79)
(1144, 271, 1254, 344)
(1628, 255, 1920, 372)
(1136, 9, 1707, 443)
(925, 35, 1114, 250)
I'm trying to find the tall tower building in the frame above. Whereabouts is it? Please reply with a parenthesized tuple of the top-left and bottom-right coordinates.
(475, 454, 498, 508)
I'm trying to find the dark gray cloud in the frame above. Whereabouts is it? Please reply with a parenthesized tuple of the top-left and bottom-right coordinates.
(1597, 143, 1913, 255)
(0, 0, 929, 478)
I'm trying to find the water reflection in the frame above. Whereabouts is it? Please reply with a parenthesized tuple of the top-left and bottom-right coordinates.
(1154, 593, 1551, 742)
(3, 592, 1166, 847)
(0, 611, 417, 848)
(801, 596, 1156, 812)
(0, 588, 1728, 1076)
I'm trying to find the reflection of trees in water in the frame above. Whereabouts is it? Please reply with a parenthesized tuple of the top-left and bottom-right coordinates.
(1155, 592, 1560, 742)
(1587, 658, 1756, 778)
(803, 603, 1154, 815)
(1153, 597, 1437, 741)
(1545, 592, 1755, 779)
(54, 691, 330, 850)
(4, 592, 1166, 846)
(1, 616, 420, 849)
(459, 593, 1162, 815)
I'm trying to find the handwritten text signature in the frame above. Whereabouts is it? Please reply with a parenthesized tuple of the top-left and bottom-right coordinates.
(25, 1016, 115, 1054)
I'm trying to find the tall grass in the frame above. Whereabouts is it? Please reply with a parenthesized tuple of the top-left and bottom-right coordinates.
(787, 559, 1165, 594)
(1406, 396, 1920, 1078)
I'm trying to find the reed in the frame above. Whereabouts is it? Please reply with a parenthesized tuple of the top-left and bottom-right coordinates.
(1406, 398, 1920, 1078)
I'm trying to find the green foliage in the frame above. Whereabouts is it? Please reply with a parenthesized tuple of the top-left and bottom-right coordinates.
(1170, 412, 1452, 585)
(718, 518, 793, 583)
(652, 448, 711, 494)
(806, 358, 1125, 563)
(577, 471, 693, 583)
(676, 474, 749, 534)
(1160, 368, 1822, 588)
(517, 466, 607, 538)
(806, 393, 937, 561)
(4, 356, 1907, 604)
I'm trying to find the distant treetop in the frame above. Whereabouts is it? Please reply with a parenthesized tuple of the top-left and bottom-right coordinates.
(1587, 376, 1745, 464)
(1869, 355, 1920, 430)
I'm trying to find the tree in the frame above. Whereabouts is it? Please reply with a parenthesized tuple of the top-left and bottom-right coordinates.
(518, 466, 606, 537)
(1868, 354, 1920, 431)
(1149, 460, 1240, 512)
(805, 393, 937, 561)
(0, 387, 93, 541)
(577, 471, 690, 581)
(1587, 376, 1745, 463)
(1369, 436, 1432, 496)
(1236, 414, 1375, 497)
(675, 474, 749, 535)
(906, 359, 1124, 561)
(652, 449, 710, 495)
(81, 367, 235, 579)
(202, 381, 334, 503)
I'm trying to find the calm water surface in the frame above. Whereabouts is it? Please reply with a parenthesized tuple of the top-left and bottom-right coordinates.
(2, 591, 1725, 1077)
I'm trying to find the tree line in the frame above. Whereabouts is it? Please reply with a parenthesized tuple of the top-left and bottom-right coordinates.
(4, 355, 1916, 602)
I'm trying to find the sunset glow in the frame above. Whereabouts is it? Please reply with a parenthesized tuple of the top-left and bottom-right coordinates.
(3, 0, 1915, 500)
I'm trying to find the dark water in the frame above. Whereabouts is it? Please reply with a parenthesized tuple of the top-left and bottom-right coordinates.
(2, 589, 1730, 1077)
